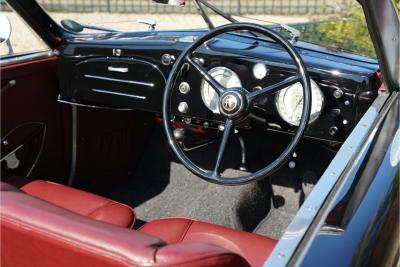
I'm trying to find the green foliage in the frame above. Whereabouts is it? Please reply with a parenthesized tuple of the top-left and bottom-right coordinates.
(300, 1, 399, 58)
(318, 5, 376, 58)
(395, 0, 400, 11)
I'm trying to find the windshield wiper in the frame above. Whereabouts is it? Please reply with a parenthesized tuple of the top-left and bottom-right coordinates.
(235, 14, 301, 43)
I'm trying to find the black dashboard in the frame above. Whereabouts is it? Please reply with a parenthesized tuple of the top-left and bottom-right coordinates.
(58, 30, 380, 144)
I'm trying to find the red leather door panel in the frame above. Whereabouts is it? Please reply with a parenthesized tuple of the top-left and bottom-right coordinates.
(1, 56, 69, 183)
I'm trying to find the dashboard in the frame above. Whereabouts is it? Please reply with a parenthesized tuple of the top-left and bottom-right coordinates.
(58, 30, 380, 143)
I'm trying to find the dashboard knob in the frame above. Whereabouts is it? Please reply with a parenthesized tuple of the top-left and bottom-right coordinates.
(173, 128, 186, 141)
(178, 102, 189, 113)
(333, 89, 344, 99)
(161, 54, 175, 66)
(179, 82, 190, 94)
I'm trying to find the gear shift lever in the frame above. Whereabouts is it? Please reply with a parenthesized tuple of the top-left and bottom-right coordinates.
(236, 133, 248, 171)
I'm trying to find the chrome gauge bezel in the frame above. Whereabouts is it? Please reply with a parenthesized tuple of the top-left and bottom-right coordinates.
(275, 79, 325, 126)
(200, 67, 242, 114)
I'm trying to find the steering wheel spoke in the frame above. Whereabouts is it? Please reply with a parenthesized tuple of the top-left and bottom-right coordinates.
(213, 119, 233, 176)
(247, 75, 300, 103)
(185, 55, 226, 96)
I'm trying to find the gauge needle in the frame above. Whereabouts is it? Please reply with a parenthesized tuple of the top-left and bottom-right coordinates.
(294, 97, 303, 112)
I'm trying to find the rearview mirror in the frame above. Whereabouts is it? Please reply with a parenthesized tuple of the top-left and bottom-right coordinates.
(0, 13, 11, 45)
(152, 0, 186, 6)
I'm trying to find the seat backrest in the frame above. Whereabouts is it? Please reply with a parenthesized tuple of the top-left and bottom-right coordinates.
(0, 182, 248, 267)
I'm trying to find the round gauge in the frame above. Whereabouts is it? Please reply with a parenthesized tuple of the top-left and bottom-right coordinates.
(200, 67, 242, 114)
(253, 63, 268, 80)
(275, 79, 324, 126)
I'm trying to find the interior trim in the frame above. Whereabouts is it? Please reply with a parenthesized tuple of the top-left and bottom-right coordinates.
(57, 95, 134, 111)
(84, 74, 155, 88)
(0, 50, 56, 67)
(91, 89, 147, 100)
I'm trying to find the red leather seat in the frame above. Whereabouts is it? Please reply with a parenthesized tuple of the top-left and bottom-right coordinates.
(140, 218, 277, 267)
(1, 181, 277, 267)
(1, 182, 249, 267)
(20, 180, 135, 228)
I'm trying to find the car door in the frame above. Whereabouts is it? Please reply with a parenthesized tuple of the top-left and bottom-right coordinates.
(0, 9, 69, 185)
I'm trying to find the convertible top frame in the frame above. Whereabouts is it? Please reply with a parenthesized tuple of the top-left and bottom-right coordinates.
(358, 0, 399, 92)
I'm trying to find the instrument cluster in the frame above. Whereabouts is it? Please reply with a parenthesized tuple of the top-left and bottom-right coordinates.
(169, 56, 364, 144)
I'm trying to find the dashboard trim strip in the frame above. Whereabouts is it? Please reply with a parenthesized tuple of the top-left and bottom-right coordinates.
(84, 74, 155, 87)
(57, 95, 134, 111)
(91, 88, 147, 100)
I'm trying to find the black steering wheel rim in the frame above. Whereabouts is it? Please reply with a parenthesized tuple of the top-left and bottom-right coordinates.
(163, 22, 311, 185)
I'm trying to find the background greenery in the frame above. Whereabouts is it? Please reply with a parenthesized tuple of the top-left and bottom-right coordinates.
(292, 1, 399, 58)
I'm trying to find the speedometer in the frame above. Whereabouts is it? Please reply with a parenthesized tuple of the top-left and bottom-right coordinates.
(275, 79, 324, 126)
(200, 67, 242, 114)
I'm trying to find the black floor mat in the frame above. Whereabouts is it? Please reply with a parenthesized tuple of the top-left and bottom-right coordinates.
(92, 124, 335, 238)
(95, 125, 272, 232)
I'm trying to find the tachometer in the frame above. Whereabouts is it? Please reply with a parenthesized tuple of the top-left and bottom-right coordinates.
(200, 67, 242, 114)
(275, 79, 324, 126)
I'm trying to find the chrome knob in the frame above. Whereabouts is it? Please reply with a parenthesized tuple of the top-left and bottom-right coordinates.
(333, 89, 344, 99)
(161, 54, 175, 66)
(179, 82, 190, 94)
(178, 102, 189, 113)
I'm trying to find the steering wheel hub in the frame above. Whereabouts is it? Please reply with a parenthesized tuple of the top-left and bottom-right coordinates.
(219, 91, 246, 118)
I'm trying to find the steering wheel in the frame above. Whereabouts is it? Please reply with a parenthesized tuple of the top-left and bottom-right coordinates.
(163, 23, 311, 185)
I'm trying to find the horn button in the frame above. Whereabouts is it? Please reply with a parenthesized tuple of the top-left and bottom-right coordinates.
(219, 90, 247, 118)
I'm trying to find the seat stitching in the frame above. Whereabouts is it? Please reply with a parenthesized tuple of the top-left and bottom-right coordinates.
(85, 200, 116, 217)
(178, 220, 194, 242)
(86, 201, 135, 228)
(118, 202, 136, 229)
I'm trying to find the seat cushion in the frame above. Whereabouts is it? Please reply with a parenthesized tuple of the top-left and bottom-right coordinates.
(21, 180, 135, 228)
(1, 185, 249, 267)
(139, 218, 277, 267)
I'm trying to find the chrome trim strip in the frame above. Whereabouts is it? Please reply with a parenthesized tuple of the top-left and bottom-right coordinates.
(84, 74, 154, 87)
(264, 92, 390, 267)
(0, 144, 24, 162)
(0, 50, 56, 67)
(57, 96, 134, 111)
(108, 66, 129, 73)
(91, 88, 146, 100)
